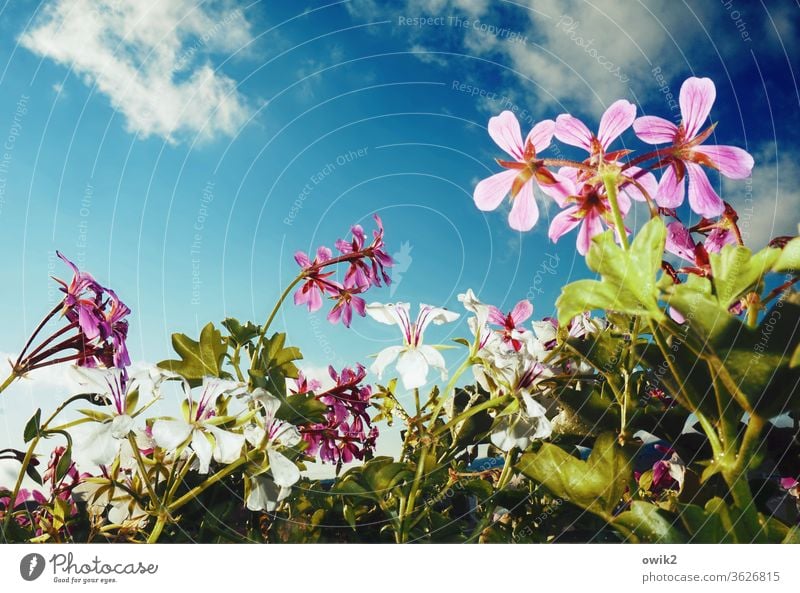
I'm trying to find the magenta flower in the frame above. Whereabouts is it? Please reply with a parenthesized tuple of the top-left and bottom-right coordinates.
(665, 220, 737, 275)
(293, 246, 341, 312)
(335, 215, 393, 288)
(327, 279, 368, 328)
(633, 77, 754, 217)
(554, 99, 637, 161)
(488, 299, 533, 352)
(473, 111, 568, 231)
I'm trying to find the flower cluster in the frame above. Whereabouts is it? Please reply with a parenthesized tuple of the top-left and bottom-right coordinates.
(474, 77, 753, 256)
(294, 215, 393, 328)
(299, 365, 378, 467)
(13, 253, 131, 376)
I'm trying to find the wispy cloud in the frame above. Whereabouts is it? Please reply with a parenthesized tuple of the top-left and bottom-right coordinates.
(20, 0, 254, 144)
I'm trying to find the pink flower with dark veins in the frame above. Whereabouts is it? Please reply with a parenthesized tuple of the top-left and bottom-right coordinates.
(633, 77, 754, 217)
(488, 299, 533, 352)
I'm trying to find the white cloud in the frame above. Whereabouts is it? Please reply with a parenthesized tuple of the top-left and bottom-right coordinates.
(20, 0, 253, 144)
(723, 142, 800, 249)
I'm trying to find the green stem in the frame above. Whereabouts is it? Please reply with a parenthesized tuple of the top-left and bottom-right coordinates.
(0, 372, 17, 397)
(147, 515, 167, 544)
(496, 449, 515, 490)
(402, 445, 429, 543)
(735, 415, 765, 474)
(603, 173, 629, 250)
(433, 395, 509, 438)
(429, 356, 474, 433)
(251, 274, 305, 365)
(168, 456, 250, 512)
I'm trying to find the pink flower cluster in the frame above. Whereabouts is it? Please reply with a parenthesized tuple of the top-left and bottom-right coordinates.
(294, 215, 393, 328)
(15, 253, 131, 375)
(474, 77, 754, 256)
(298, 365, 378, 467)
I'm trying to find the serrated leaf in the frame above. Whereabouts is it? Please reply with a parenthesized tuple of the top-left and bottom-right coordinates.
(613, 501, 685, 543)
(158, 323, 228, 385)
(556, 218, 667, 325)
(222, 318, 261, 347)
(772, 236, 800, 274)
(709, 244, 779, 308)
(250, 332, 302, 394)
(516, 432, 632, 520)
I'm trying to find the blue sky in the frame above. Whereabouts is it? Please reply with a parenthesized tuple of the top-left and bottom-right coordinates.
(0, 0, 798, 466)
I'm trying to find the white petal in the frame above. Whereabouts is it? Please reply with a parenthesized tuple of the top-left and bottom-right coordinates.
(208, 426, 245, 465)
(370, 345, 403, 379)
(273, 424, 302, 447)
(247, 475, 291, 512)
(418, 345, 448, 381)
(490, 418, 529, 452)
(267, 448, 301, 488)
(151, 419, 193, 452)
(251, 388, 281, 419)
(191, 430, 213, 474)
(415, 303, 460, 336)
(74, 422, 119, 467)
(395, 348, 429, 390)
(244, 424, 266, 447)
(110, 414, 135, 439)
(365, 302, 411, 326)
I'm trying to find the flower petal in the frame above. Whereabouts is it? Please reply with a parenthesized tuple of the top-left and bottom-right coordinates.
(525, 119, 555, 154)
(665, 221, 697, 263)
(686, 162, 724, 218)
(655, 165, 686, 208)
(576, 212, 604, 256)
(267, 449, 301, 488)
(208, 426, 245, 465)
(473, 169, 517, 212)
(191, 430, 213, 474)
(548, 206, 581, 243)
(510, 300, 534, 326)
(74, 423, 119, 467)
(620, 167, 658, 202)
(151, 419, 193, 452)
(597, 99, 636, 150)
(554, 114, 592, 151)
(488, 110, 525, 160)
(369, 345, 403, 379)
(395, 348, 429, 390)
(692, 145, 753, 179)
(418, 345, 447, 381)
(679, 77, 716, 139)
(632, 116, 678, 145)
(508, 178, 539, 231)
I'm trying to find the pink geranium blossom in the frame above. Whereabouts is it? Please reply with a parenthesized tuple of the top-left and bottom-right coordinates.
(633, 77, 754, 217)
(473, 111, 568, 231)
(554, 99, 637, 162)
(488, 299, 533, 351)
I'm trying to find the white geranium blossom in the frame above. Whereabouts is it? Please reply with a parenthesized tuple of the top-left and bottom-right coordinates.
(151, 377, 246, 474)
(490, 392, 553, 452)
(366, 302, 459, 390)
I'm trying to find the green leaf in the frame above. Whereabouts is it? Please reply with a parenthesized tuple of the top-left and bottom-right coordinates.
(709, 244, 779, 309)
(222, 318, 261, 347)
(54, 447, 73, 483)
(613, 501, 685, 543)
(556, 218, 667, 325)
(773, 237, 800, 274)
(249, 332, 302, 394)
(23, 409, 42, 443)
(516, 432, 632, 519)
(158, 323, 228, 385)
(275, 391, 327, 425)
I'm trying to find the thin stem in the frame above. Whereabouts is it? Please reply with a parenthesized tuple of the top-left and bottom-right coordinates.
(735, 415, 765, 475)
(496, 449, 515, 490)
(147, 515, 167, 544)
(252, 274, 305, 364)
(603, 174, 629, 251)
(168, 456, 250, 512)
(433, 395, 509, 438)
(0, 372, 17, 397)
(14, 303, 62, 366)
(20, 321, 78, 367)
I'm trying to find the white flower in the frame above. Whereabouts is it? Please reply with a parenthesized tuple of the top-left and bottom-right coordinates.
(151, 377, 246, 474)
(490, 392, 552, 452)
(244, 389, 301, 512)
(366, 302, 459, 390)
(70, 366, 165, 468)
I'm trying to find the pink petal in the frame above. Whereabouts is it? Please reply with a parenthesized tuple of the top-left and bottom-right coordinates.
(538, 170, 576, 207)
(327, 302, 343, 324)
(669, 307, 686, 324)
(474, 169, 517, 211)
(508, 179, 539, 231)
(294, 251, 311, 267)
(704, 227, 737, 253)
(665, 221, 696, 263)
(576, 212, 604, 256)
(655, 165, 685, 208)
(692, 145, 754, 179)
(548, 206, 581, 243)
(488, 110, 524, 161)
(525, 119, 555, 154)
(597, 100, 636, 150)
(679, 77, 716, 139)
(632, 116, 678, 145)
(487, 306, 506, 326)
(686, 162, 724, 218)
(620, 167, 658, 202)
(554, 114, 592, 151)
(308, 287, 323, 312)
(510, 300, 533, 325)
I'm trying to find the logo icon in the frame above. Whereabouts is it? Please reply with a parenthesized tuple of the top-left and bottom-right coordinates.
(20, 553, 46, 581)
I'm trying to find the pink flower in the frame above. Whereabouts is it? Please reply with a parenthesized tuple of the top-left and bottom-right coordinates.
(488, 299, 533, 351)
(554, 99, 637, 161)
(293, 246, 341, 312)
(633, 77, 754, 217)
(327, 279, 368, 328)
(473, 111, 568, 231)
(665, 219, 737, 274)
